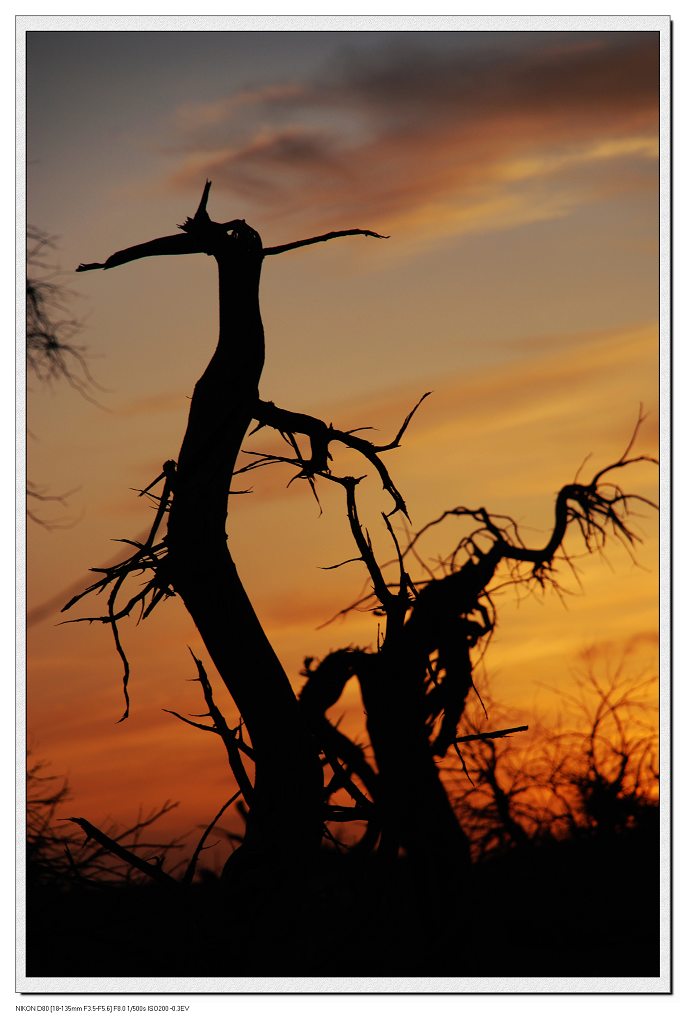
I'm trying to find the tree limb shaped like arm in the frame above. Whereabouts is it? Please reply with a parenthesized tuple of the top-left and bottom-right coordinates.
(76, 180, 388, 272)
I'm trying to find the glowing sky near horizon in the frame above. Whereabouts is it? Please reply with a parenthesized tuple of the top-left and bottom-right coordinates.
(26, 28, 660, 857)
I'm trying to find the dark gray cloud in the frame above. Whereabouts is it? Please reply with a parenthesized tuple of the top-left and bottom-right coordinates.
(166, 31, 659, 233)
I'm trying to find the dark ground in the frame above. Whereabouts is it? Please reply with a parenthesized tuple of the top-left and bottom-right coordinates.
(25, 823, 660, 980)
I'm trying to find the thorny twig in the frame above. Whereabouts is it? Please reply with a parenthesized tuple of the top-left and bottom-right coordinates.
(61, 462, 177, 720)
(165, 650, 255, 807)
(243, 392, 431, 518)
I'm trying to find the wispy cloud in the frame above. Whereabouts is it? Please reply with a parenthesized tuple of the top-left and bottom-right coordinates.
(232, 321, 658, 519)
(164, 32, 659, 238)
(174, 83, 306, 132)
(115, 391, 189, 417)
(320, 322, 658, 442)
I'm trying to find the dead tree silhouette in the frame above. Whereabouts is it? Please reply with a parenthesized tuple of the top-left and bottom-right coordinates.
(285, 413, 657, 883)
(70, 182, 390, 887)
(65, 181, 657, 909)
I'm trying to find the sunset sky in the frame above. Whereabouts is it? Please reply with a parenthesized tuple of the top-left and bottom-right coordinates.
(25, 27, 662, 859)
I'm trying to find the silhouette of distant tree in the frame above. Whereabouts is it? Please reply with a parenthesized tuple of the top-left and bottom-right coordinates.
(27, 758, 182, 888)
(546, 653, 659, 835)
(26, 227, 96, 527)
(65, 182, 657, 908)
(444, 655, 658, 859)
(27, 228, 90, 392)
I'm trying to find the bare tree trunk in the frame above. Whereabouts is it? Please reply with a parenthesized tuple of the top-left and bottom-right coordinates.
(358, 643, 471, 891)
(165, 233, 323, 877)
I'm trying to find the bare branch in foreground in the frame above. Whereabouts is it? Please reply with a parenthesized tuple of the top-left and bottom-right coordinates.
(249, 393, 430, 518)
(453, 725, 529, 745)
(182, 791, 241, 886)
(66, 817, 178, 887)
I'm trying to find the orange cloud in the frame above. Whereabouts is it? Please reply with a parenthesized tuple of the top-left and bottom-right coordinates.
(165, 32, 659, 238)
(174, 83, 306, 132)
(235, 321, 658, 507)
